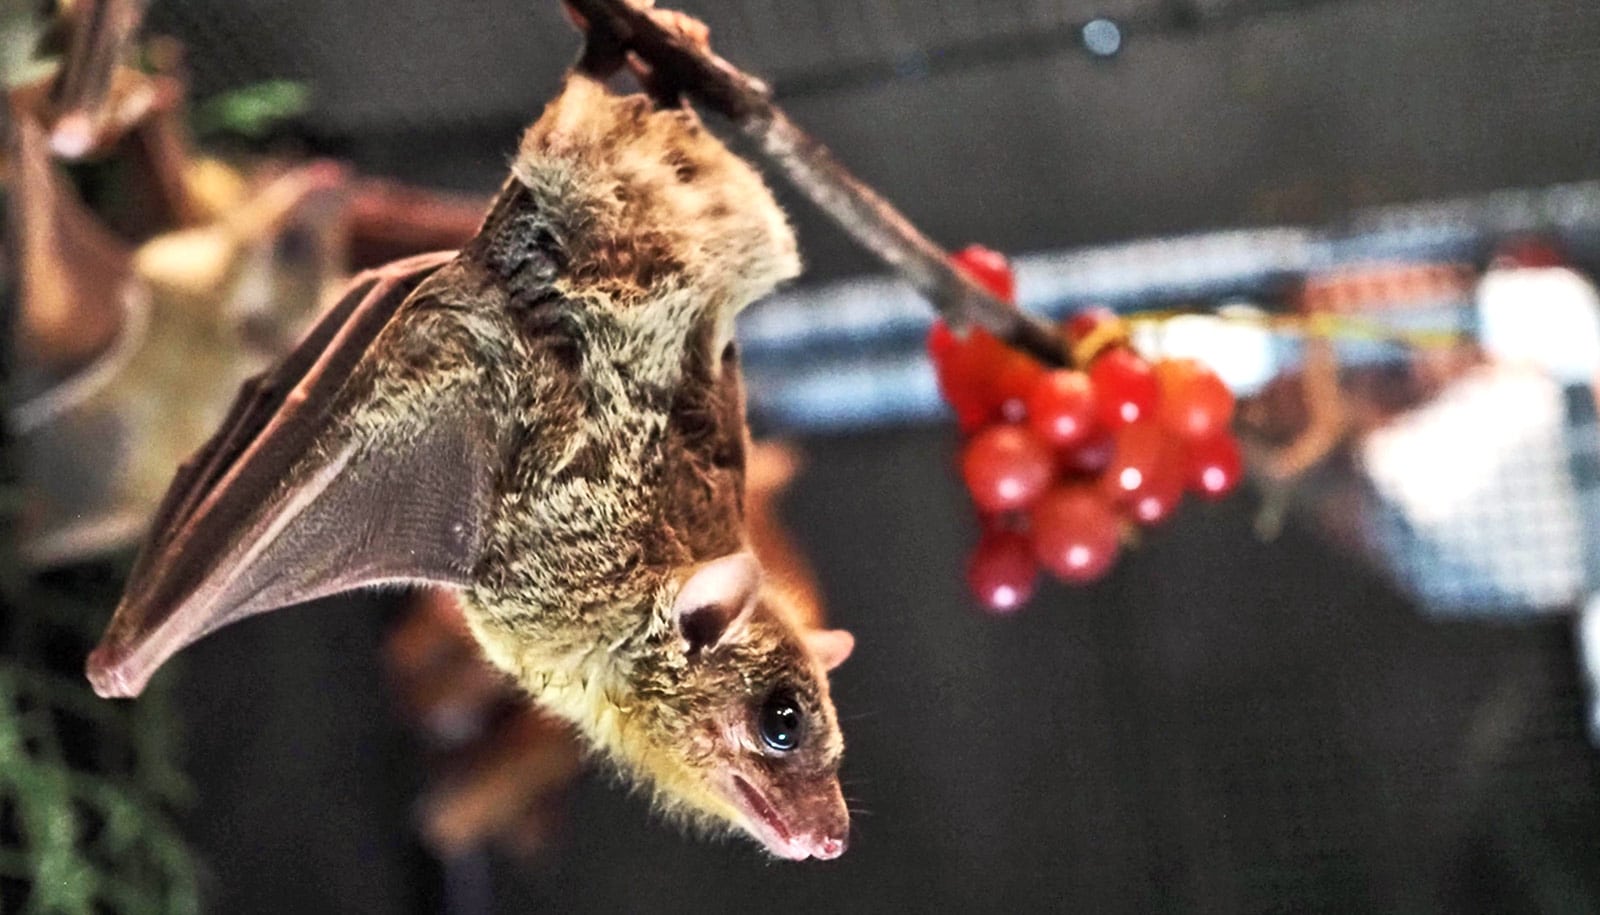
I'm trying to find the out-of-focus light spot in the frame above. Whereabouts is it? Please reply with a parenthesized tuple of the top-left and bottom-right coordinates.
(1082, 18, 1123, 58)
(992, 585, 1022, 611)
(1133, 309, 1276, 396)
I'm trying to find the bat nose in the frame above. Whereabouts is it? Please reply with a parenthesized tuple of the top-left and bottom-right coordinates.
(800, 782, 851, 859)
(786, 829, 846, 860)
(796, 809, 849, 860)
(811, 834, 847, 860)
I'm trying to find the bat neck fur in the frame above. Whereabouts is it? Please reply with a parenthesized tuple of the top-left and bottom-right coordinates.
(506, 73, 798, 363)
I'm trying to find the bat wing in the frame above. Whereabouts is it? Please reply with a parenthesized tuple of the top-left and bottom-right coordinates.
(87, 250, 492, 698)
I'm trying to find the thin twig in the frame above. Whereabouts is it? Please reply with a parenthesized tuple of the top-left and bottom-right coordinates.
(560, 0, 1069, 367)
(1263, 332, 1348, 481)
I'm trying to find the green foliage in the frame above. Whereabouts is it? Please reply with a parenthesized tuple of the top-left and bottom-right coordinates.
(0, 0, 56, 89)
(0, 54, 201, 910)
(0, 580, 198, 915)
(191, 79, 311, 140)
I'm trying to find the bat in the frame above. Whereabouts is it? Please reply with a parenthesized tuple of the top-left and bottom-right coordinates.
(18, 150, 349, 565)
(86, 72, 857, 861)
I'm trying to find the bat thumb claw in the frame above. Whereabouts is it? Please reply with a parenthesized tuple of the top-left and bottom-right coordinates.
(85, 645, 145, 699)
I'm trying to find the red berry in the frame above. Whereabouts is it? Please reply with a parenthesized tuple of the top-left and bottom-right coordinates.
(957, 329, 1013, 426)
(994, 349, 1045, 422)
(1101, 421, 1187, 526)
(928, 320, 1002, 432)
(1101, 420, 1174, 500)
(952, 245, 1017, 303)
(1089, 347, 1159, 427)
(1060, 425, 1115, 476)
(1030, 485, 1121, 583)
(927, 319, 959, 367)
(1026, 370, 1098, 448)
(1127, 467, 1185, 526)
(961, 425, 1053, 513)
(1155, 358, 1234, 441)
(960, 326, 1009, 370)
(966, 531, 1038, 613)
(1188, 433, 1243, 499)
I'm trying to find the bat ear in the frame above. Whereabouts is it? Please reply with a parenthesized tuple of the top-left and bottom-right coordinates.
(803, 628, 854, 672)
(673, 551, 761, 656)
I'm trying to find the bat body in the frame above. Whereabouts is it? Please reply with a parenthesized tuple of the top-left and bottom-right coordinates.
(87, 73, 854, 860)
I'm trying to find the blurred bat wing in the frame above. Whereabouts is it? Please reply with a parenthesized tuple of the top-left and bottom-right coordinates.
(9, 105, 135, 391)
(87, 250, 492, 698)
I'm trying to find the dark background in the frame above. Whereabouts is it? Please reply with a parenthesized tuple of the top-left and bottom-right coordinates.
(148, 0, 1600, 279)
(137, 0, 1600, 912)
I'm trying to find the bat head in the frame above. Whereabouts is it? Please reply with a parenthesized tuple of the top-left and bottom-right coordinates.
(623, 551, 855, 860)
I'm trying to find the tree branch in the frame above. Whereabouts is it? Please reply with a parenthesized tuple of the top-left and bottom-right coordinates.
(560, 0, 1069, 367)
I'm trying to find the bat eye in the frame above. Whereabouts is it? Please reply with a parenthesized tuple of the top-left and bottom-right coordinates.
(758, 689, 802, 752)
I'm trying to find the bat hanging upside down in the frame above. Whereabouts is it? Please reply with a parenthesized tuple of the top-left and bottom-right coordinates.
(85, 72, 857, 861)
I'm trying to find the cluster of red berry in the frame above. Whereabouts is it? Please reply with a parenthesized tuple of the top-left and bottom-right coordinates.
(927, 246, 1244, 612)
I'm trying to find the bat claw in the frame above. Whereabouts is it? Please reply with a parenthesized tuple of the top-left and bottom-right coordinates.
(85, 645, 141, 698)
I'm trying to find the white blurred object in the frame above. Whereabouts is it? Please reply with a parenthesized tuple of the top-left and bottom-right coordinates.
(1477, 266, 1600, 383)
(1361, 366, 1584, 612)
(1130, 306, 1278, 395)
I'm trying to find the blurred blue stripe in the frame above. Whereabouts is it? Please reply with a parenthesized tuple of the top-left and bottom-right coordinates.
(742, 181, 1600, 434)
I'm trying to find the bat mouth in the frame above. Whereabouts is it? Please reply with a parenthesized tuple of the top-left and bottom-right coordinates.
(728, 774, 848, 861)
(730, 774, 803, 860)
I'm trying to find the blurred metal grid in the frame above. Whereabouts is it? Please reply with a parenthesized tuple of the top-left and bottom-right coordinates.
(738, 181, 1600, 433)
(1364, 377, 1589, 615)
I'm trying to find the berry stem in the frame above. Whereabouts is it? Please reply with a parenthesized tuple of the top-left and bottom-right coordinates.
(561, 0, 1070, 368)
